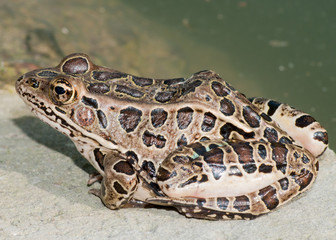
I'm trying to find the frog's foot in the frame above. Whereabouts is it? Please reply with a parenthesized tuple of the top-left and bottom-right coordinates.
(87, 172, 103, 186)
(153, 140, 318, 220)
(93, 151, 138, 210)
(249, 97, 328, 157)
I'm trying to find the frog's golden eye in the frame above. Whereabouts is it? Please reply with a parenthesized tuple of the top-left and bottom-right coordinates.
(50, 78, 76, 105)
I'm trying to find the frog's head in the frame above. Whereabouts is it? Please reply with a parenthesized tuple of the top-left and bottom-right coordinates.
(15, 53, 101, 138)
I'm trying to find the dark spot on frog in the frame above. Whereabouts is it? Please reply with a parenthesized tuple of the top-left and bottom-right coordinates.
(37, 70, 58, 78)
(92, 71, 128, 81)
(259, 164, 273, 173)
(257, 144, 267, 159)
(267, 100, 281, 116)
(113, 160, 135, 175)
(294, 169, 314, 191)
(177, 134, 188, 148)
(211, 81, 231, 97)
(258, 185, 279, 210)
(62, 56, 89, 74)
(97, 110, 108, 129)
(203, 148, 226, 180)
(233, 195, 250, 212)
(243, 106, 261, 128)
(278, 177, 289, 190)
(295, 115, 316, 128)
(151, 108, 168, 128)
(132, 76, 153, 87)
(219, 98, 235, 116)
(113, 181, 128, 195)
(220, 123, 255, 140)
(157, 167, 174, 181)
(176, 107, 193, 130)
(142, 130, 167, 148)
(228, 166, 243, 176)
(201, 112, 217, 132)
(155, 91, 177, 103)
(263, 127, 278, 142)
(271, 142, 288, 174)
(142, 160, 156, 178)
(115, 85, 144, 98)
(231, 142, 256, 174)
(87, 83, 111, 94)
(81, 96, 98, 109)
(313, 131, 328, 145)
(217, 197, 229, 210)
(55, 106, 66, 114)
(118, 107, 142, 133)
(163, 78, 185, 86)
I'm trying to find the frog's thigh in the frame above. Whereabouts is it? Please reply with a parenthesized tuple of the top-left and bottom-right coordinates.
(95, 151, 138, 209)
(153, 141, 318, 219)
(249, 97, 328, 157)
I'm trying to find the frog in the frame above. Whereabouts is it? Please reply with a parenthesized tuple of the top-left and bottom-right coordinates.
(16, 53, 328, 220)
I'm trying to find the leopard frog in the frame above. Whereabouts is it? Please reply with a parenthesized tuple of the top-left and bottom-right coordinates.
(16, 53, 328, 220)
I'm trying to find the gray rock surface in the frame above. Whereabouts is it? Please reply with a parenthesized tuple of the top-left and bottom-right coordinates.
(1, 90, 335, 240)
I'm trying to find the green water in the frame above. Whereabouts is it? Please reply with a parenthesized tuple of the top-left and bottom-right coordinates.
(124, 0, 336, 149)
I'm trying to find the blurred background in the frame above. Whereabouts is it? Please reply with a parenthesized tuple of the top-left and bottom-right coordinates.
(0, 0, 335, 149)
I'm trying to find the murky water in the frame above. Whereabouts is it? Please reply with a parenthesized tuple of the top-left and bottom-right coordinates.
(1, 0, 335, 149)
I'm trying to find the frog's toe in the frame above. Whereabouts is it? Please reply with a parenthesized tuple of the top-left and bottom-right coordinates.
(87, 172, 103, 186)
(88, 188, 101, 197)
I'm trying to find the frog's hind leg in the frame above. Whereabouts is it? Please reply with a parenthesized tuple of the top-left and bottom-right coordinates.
(149, 140, 318, 220)
(249, 97, 328, 157)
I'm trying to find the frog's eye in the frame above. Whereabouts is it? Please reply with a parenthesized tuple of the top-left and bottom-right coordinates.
(50, 78, 76, 105)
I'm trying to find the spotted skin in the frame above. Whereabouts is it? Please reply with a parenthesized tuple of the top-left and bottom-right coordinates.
(16, 53, 328, 220)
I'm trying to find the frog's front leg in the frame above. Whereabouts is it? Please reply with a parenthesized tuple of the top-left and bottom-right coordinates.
(149, 140, 318, 220)
(89, 150, 138, 209)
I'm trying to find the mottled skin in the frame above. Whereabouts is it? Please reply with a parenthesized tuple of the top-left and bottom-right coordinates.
(16, 53, 328, 220)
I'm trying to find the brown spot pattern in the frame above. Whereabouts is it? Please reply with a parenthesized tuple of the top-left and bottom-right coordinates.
(278, 177, 289, 190)
(113, 160, 135, 175)
(157, 167, 174, 181)
(313, 131, 328, 145)
(151, 108, 168, 128)
(271, 143, 288, 174)
(177, 107, 194, 129)
(155, 91, 176, 103)
(243, 106, 261, 128)
(295, 115, 316, 128)
(217, 197, 229, 210)
(97, 110, 108, 129)
(201, 112, 217, 132)
(37, 70, 58, 78)
(219, 98, 235, 116)
(92, 71, 127, 81)
(87, 83, 111, 94)
(263, 127, 278, 142)
(115, 85, 144, 98)
(203, 148, 226, 180)
(211, 81, 230, 97)
(258, 144, 267, 159)
(142, 160, 156, 178)
(113, 181, 128, 195)
(258, 185, 279, 210)
(118, 107, 142, 132)
(259, 164, 273, 173)
(132, 76, 153, 87)
(233, 195, 250, 212)
(163, 78, 185, 86)
(231, 142, 256, 174)
(82, 96, 98, 109)
(62, 57, 88, 74)
(228, 166, 243, 176)
(295, 169, 314, 191)
(142, 130, 166, 148)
